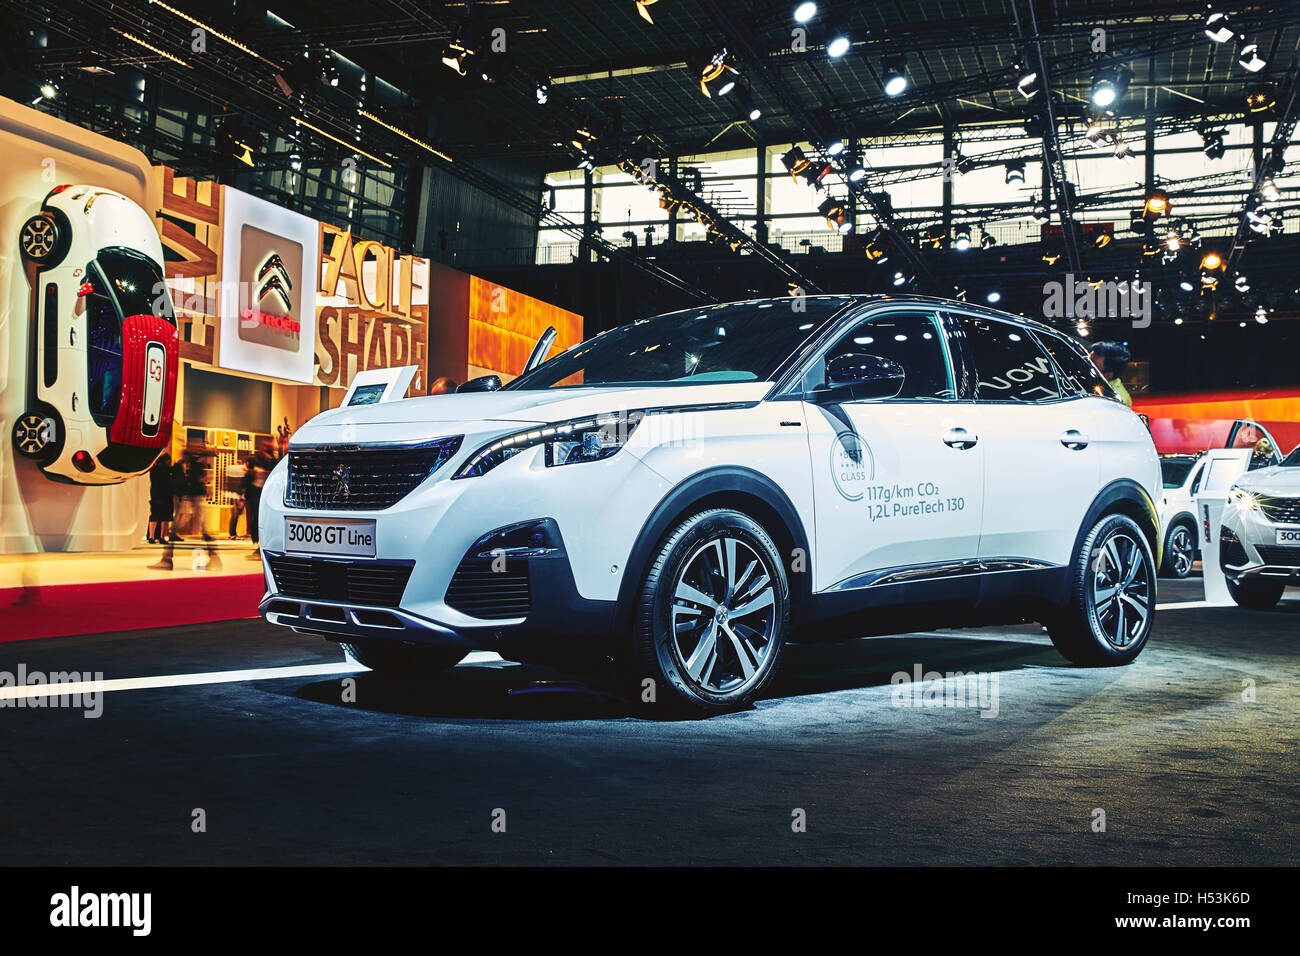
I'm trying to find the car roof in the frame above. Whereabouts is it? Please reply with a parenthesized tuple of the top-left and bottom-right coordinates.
(727, 293, 1066, 336)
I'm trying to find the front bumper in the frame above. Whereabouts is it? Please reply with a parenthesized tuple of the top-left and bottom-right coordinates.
(257, 435, 672, 655)
(1219, 505, 1300, 585)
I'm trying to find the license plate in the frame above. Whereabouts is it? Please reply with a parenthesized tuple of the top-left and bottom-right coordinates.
(285, 517, 376, 557)
(1277, 528, 1300, 545)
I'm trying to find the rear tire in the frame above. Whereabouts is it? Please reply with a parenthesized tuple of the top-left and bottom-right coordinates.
(1046, 513, 1156, 666)
(1160, 520, 1197, 578)
(1226, 577, 1285, 611)
(627, 507, 789, 716)
(341, 640, 467, 678)
(11, 403, 63, 465)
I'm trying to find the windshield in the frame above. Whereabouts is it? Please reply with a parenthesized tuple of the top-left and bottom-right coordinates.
(1160, 457, 1196, 489)
(97, 248, 174, 324)
(506, 298, 853, 390)
(1282, 445, 1300, 467)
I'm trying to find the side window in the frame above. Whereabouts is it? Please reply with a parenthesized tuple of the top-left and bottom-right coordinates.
(1035, 330, 1115, 399)
(961, 317, 1062, 403)
(1190, 461, 1204, 496)
(804, 311, 955, 400)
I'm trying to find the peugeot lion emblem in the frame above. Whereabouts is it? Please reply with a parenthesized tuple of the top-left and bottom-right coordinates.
(332, 464, 351, 499)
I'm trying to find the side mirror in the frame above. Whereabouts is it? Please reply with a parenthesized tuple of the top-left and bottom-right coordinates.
(810, 353, 905, 404)
(456, 375, 502, 394)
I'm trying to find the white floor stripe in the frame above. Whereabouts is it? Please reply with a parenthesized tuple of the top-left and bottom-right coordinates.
(0, 651, 505, 702)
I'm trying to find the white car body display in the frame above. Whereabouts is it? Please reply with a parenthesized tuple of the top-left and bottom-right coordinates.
(260, 295, 1163, 714)
(13, 184, 178, 484)
(1219, 446, 1300, 610)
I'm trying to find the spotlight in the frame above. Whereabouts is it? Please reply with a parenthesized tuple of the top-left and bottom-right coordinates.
(1005, 160, 1026, 186)
(1091, 64, 1132, 108)
(848, 164, 867, 183)
(922, 226, 946, 249)
(1031, 194, 1049, 224)
(738, 88, 762, 121)
(794, 2, 817, 23)
(1095, 232, 1113, 248)
(826, 138, 845, 157)
(39, 80, 58, 99)
(1143, 189, 1169, 218)
(1239, 42, 1266, 73)
(700, 48, 739, 98)
(864, 232, 889, 264)
(953, 224, 972, 251)
(980, 230, 997, 249)
(1201, 250, 1223, 271)
(1235, 274, 1250, 292)
(1015, 62, 1040, 99)
(1113, 140, 1134, 159)
(635, 0, 660, 24)
(1247, 205, 1273, 234)
(536, 82, 550, 105)
(1255, 306, 1269, 324)
(818, 196, 854, 233)
(953, 151, 975, 175)
(986, 291, 1002, 304)
(1179, 279, 1195, 292)
(1246, 87, 1276, 114)
(1204, 9, 1233, 43)
(289, 150, 302, 171)
(1261, 176, 1280, 202)
(892, 271, 907, 286)
(1201, 128, 1226, 159)
(441, 40, 472, 75)
(882, 56, 908, 95)
(827, 25, 852, 59)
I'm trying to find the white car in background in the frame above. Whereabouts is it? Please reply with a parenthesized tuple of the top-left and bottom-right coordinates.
(260, 295, 1162, 715)
(1157, 454, 1203, 578)
(1220, 444, 1300, 609)
(13, 185, 178, 484)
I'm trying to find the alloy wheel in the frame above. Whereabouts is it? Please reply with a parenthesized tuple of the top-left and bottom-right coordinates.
(21, 217, 55, 259)
(13, 413, 54, 456)
(1091, 531, 1153, 648)
(1168, 526, 1194, 577)
(670, 535, 778, 696)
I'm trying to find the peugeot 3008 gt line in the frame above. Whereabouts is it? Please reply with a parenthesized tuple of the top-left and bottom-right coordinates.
(1220, 442, 1300, 610)
(14, 185, 179, 484)
(260, 295, 1162, 714)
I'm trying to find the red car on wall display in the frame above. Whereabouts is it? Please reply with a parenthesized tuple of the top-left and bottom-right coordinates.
(13, 184, 178, 484)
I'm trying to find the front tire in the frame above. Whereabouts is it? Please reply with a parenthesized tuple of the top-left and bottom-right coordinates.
(341, 640, 467, 678)
(1160, 521, 1197, 578)
(1047, 513, 1156, 666)
(1226, 577, 1284, 611)
(19, 211, 70, 266)
(628, 508, 790, 716)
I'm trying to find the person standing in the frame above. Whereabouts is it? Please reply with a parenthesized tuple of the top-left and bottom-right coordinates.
(147, 453, 173, 544)
(245, 449, 268, 558)
(1088, 341, 1133, 407)
(170, 454, 187, 540)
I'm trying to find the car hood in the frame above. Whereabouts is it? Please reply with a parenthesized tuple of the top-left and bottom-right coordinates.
(1235, 465, 1300, 496)
(293, 381, 772, 441)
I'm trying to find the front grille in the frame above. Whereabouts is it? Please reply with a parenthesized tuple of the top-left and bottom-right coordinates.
(1259, 496, 1300, 525)
(267, 554, 414, 607)
(1254, 545, 1300, 568)
(445, 559, 531, 619)
(285, 438, 462, 511)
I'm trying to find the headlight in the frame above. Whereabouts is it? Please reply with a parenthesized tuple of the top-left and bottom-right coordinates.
(453, 410, 645, 479)
(1228, 486, 1259, 510)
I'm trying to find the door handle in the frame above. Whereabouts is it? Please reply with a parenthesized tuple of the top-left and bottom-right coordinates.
(1060, 429, 1090, 450)
(942, 427, 978, 450)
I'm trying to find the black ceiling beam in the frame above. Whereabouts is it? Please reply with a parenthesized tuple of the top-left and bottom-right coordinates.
(1011, 0, 1081, 273)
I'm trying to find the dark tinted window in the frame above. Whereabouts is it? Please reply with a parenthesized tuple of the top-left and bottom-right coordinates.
(1160, 457, 1196, 489)
(805, 311, 955, 400)
(85, 265, 122, 427)
(1035, 330, 1114, 399)
(97, 248, 173, 324)
(507, 298, 851, 389)
(962, 317, 1061, 402)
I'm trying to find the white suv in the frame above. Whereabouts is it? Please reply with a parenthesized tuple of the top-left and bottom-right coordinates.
(1220, 444, 1300, 609)
(259, 296, 1162, 714)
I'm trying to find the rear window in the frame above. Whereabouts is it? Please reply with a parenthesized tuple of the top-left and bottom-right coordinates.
(1160, 458, 1195, 489)
(97, 248, 173, 324)
(1035, 330, 1115, 399)
(85, 266, 122, 428)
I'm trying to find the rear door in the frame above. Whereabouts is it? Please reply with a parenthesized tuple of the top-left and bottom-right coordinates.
(953, 315, 1100, 567)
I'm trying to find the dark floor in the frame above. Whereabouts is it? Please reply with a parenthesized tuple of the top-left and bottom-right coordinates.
(1, 577, 1297, 866)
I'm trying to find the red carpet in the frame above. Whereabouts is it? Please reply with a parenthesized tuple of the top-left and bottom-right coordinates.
(0, 573, 264, 642)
